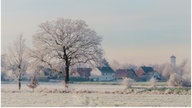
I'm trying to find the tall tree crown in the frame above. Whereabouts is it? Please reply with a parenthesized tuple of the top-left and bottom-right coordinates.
(32, 18, 103, 70)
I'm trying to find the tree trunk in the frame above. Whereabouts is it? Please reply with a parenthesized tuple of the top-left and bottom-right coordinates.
(19, 80, 21, 90)
(64, 65, 69, 87)
(63, 46, 70, 88)
(18, 73, 21, 90)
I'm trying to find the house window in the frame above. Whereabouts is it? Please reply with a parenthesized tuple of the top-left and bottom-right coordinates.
(106, 77, 107, 79)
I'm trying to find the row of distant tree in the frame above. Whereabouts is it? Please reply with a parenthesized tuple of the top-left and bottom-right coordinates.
(1, 53, 138, 82)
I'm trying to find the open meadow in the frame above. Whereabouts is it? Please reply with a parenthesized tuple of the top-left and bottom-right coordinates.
(1, 81, 191, 107)
(2, 0, 190, 107)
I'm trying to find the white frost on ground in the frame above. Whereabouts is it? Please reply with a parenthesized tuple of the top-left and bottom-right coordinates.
(1, 82, 191, 107)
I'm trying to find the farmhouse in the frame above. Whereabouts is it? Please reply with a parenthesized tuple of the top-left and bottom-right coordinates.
(98, 67, 115, 81)
(90, 66, 115, 81)
(71, 68, 92, 79)
(135, 66, 160, 81)
(115, 69, 137, 79)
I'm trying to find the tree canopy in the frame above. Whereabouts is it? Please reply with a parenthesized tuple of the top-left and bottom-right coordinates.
(31, 18, 103, 85)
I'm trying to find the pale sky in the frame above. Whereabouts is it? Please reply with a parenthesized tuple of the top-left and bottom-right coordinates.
(1, 0, 191, 66)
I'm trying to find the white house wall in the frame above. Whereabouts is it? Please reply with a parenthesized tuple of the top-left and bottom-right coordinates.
(90, 68, 115, 81)
(99, 73, 115, 81)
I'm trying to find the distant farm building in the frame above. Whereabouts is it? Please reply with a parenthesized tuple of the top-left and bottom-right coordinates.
(135, 66, 160, 81)
(71, 68, 92, 79)
(115, 69, 137, 79)
(90, 66, 115, 81)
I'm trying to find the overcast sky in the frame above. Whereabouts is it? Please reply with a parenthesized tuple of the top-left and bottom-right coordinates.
(2, 0, 191, 65)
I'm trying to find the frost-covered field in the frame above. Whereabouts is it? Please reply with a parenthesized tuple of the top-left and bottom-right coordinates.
(1, 82, 191, 107)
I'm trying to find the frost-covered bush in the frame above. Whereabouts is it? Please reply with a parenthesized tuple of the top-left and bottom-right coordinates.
(149, 77, 157, 88)
(180, 60, 191, 87)
(27, 75, 38, 91)
(167, 60, 191, 87)
(122, 77, 134, 89)
(168, 73, 182, 87)
(154, 59, 191, 87)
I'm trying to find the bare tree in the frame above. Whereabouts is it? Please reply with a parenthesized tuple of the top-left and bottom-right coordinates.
(6, 35, 27, 90)
(149, 77, 157, 88)
(153, 59, 191, 87)
(122, 77, 134, 89)
(31, 18, 103, 87)
(27, 75, 38, 92)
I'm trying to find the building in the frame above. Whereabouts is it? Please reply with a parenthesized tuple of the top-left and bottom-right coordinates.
(71, 68, 92, 79)
(90, 66, 115, 81)
(170, 55, 176, 68)
(136, 66, 154, 77)
(115, 69, 136, 79)
(98, 67, 115, 81)
(43, 68, 58, 79)
(136, 66, 160, 81)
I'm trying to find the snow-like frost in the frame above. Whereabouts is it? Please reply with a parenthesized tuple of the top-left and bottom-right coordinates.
(1, 83, 191, 107)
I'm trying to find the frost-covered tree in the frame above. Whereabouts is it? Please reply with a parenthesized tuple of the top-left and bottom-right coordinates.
(6, 35, 28, 90)
(27, 75, 38, 92)
(122, 77, 134, 89)
(149, 77, 157, 88)
(153, 59, 191, 87)
(31, 18, 103, 87)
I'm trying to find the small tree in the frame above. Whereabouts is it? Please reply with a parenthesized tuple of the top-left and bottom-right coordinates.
(149, 77, 157, 88)
(27, 75, 38, 92)
(31, 18, 103, 87)
(6, 35, 27, 90)
(168, 73, 182, 87)
(122, 77, 134, 89)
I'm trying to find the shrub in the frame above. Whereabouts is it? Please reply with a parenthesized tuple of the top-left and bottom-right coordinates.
(149, 77, 157, 88)
(122, 77, 134, 89)
(168, 73, 182, 87)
